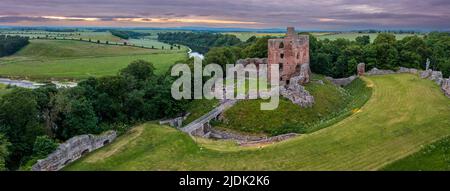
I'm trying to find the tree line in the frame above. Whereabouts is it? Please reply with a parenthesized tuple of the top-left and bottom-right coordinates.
(110, 30, 149, 39)
(0, 35, 29, 57)
(203, 32, 450, 78)
(0, 60, 188, 170)
(157, 32, 242, 54)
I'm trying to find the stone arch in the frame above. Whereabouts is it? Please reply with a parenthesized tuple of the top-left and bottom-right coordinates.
(103, 140, 110, 146)
(81, 149, 89, 156)
(63, 159, 71, 165)
(279, 42, 284, 49)
(296, 64, 301, 73)
(280, 53, 284, 59)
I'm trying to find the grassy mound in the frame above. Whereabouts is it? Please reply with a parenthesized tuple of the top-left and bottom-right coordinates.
(216, 75, 372, 135)
(0, 40, 187, 79)
(66, 74, 450, 171)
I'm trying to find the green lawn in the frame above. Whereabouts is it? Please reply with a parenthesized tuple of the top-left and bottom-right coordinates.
(65, 74, 450, 170)
(217, 75, 372, 136)
(0, 40, 187, 79)
(383, 136, 450, 171)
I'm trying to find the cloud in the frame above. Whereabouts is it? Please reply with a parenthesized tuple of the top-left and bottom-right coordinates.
(0, 0, 448, 29)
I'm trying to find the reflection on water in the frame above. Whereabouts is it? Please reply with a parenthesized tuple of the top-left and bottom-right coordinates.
(188, 48, 204, 60)
(0, 78, 77, 89)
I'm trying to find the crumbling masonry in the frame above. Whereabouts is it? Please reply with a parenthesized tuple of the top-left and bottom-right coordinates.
(268, 27, 310, 85)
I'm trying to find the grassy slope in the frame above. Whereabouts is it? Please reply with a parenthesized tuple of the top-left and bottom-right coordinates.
(66, 74, 450, 170)
(382, 136, 450, 171)
(217, 76, 371, 135)
(0, 40, 187, 79)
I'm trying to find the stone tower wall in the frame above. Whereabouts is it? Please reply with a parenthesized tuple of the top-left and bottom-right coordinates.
(268, 27, 309, 84)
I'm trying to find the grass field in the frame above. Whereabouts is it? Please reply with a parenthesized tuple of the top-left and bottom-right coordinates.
(0, 40, 187, 79)
(65, 74, 450, 170)
(69, 32, 123, 42)
(383, 136, 450, 171)
(216, 76, 371, 136)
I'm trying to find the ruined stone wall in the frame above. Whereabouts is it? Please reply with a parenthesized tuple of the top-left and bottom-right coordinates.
(366, 68, 396, 76)
(326, 75, 357, 87)
(268, 27, 309, 84)
(368, 67, 450, 98)
(32, 131, 117, 171)
(208, 128, 299, 146)
(442, 78, 450, 98)
(159, 113, 190, 128)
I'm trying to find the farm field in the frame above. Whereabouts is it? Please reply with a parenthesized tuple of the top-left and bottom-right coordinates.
(0, 39, 187, 79)
(65, 74, 450, 170)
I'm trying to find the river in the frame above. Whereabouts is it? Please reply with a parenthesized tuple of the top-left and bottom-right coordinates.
(188, 48, 204, 60)
(0, 78, 77, 89)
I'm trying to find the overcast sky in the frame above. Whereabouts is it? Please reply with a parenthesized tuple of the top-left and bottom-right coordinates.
(0, 0, 449, 30)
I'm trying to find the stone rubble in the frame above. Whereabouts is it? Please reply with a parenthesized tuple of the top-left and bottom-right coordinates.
(366, 68, 396, 76)
(398, 67, 418, 74)
(442, 78, 450, 98)
(326, 75, 357, 87)
(298, 63, 311, 85)
(280, 75, 314, 108)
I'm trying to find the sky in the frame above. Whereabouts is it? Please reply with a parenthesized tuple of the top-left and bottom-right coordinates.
(0, 0, 449, 30)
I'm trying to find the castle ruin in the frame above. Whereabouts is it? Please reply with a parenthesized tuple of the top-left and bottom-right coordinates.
(268, 27, 310, 85)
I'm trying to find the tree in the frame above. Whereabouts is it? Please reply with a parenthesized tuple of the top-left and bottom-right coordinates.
(205, 46, 242, 71)
(0, 134, 10, 171)
(242, 37, 269, 58)
(356, 35, 370, 45)
(119, 60, 156, 81)
(374, 33, 396, 44)
(398, 36, 429, 69)
(32, 135, 58, 158)
(50, 87, 99, 140)
(0, 89, 44, 169)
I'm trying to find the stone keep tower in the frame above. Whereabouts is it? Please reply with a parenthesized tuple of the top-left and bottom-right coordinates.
(268, 27, 310, 85)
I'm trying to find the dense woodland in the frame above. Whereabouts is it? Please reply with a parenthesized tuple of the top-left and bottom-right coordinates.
(158, 32, 242, 54)
(203, 32, 450, 78)
(0, 35, 29, 57)
(0, 60, 187, 170)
